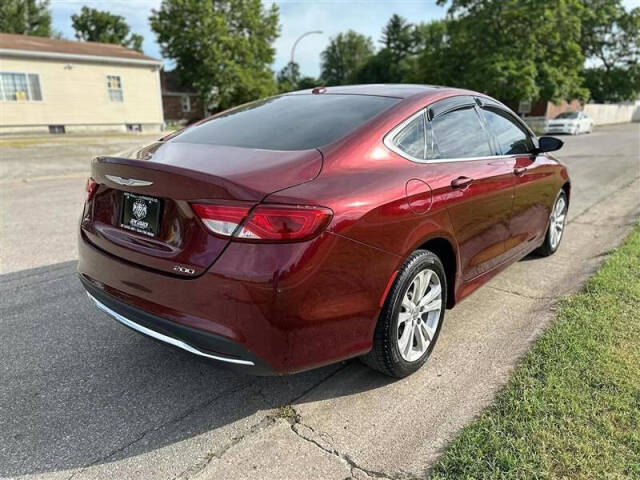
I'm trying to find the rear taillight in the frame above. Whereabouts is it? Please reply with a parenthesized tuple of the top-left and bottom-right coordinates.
(85, 178, 98, 202)
(191, 203, 252, 237)
(191, 203, 333, 242)
(237, 205, 333, 241)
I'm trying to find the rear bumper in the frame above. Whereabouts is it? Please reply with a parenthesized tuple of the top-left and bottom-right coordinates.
(81, 275, 274, 374)
(78, 229, 400, 374)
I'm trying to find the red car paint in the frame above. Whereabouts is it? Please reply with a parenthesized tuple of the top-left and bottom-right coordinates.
(78, 85, 569, 374)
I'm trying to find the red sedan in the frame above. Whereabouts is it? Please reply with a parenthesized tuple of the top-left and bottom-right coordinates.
(78, 85, 569, 377)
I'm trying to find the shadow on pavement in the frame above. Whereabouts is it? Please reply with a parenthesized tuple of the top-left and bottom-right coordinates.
(0, 261, 394, 477)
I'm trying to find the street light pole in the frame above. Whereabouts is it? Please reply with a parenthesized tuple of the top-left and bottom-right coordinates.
(290, 30, 323, 83)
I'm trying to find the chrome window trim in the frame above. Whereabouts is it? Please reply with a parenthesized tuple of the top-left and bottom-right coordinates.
(384, 108, 430, 163)
(385, 107, 503, 164)
(87, 293, 255, 366)
(386, 109, 429, 162)
(384, 97, 537, 164)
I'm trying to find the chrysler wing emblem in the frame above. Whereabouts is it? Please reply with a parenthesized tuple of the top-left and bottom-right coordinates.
(105, 175, 153, 187)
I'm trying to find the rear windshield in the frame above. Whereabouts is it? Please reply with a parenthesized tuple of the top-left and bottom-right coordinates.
(171, 94, 399, 150)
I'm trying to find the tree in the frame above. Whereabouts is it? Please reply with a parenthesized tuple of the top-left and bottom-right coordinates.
(276, 62, 320, 93)
(580, 1, 640, 101)
(150, 0, 279, 112)
(0, 0, 52, 37)
(412, 19, 448, 56)
(72, 7, 143, 52)
(418, 0, 588, 106)
(355, 15, 415, 84)
(320, 30, 375, 85)
(354, 49, 396, 83)
(381, 14, 414, 59)
(276, 61, 300, 92)
(404, 19, 450, 85)
(297, 76, 319, 89)
(581, 1, 639, 70)
(584, 65, 640, 102)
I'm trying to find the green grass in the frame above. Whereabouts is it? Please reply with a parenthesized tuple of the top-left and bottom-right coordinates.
(431, 224, 640, 480)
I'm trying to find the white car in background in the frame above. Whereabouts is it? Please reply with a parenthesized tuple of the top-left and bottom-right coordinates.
(544, 111, 594, 135)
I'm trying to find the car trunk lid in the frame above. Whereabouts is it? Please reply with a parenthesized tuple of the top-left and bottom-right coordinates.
(81, 140, 322, 277)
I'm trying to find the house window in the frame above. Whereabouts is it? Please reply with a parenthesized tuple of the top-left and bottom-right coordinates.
(107, 75, 123, 102)
(0, 72, 42, 101)
(180, 95, 191, 112)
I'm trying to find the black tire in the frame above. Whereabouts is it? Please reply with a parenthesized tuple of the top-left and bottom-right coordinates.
(361, 249, 447, 378)
(535, 190, 568, 257)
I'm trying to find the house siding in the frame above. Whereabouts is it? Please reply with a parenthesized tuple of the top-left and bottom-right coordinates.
(0, 56, 163, 133)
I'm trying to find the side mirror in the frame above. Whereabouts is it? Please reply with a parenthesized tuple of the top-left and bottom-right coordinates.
(536, 136, 563, 153)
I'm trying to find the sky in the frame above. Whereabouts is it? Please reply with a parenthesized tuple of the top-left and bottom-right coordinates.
(50, 0, 446, 77)
(50, 0, 640, 78)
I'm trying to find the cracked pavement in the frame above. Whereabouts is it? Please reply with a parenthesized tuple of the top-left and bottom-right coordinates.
(1, 124, 638, 479)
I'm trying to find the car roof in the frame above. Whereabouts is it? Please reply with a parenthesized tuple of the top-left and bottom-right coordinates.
(289, 84, 448, 99)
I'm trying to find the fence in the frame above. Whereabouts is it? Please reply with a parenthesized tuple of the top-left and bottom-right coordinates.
(584, 103, 640, 125)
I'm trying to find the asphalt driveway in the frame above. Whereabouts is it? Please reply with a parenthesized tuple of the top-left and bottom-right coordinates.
(1, 124, 638, 479)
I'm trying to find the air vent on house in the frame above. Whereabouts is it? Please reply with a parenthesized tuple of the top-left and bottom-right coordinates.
(48, 125, 65, 134)
(126, 123, 142, 132)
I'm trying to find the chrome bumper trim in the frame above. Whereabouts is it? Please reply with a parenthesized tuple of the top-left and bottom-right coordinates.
(87, 292, 255, 366)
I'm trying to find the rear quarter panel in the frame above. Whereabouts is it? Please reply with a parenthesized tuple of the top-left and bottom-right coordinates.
(264, 132, 463, 308)
(265, 139, 459, 259)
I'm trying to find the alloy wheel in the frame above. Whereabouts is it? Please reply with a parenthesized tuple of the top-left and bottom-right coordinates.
(397, 268, 443, 362)
(549, 195, 567, 250)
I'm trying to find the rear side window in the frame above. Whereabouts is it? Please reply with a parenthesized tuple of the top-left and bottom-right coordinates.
(431, 107, 493, 159)
(172, 94, 399, 151)
(481, 108, 533, 155)
(394, 113, 426, 160)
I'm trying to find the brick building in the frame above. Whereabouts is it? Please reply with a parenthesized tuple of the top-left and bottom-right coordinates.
(528, 99, 582, 118)
(160, 70, 204, 125)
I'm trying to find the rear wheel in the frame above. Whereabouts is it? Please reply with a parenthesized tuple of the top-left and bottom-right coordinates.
(536, 190, 568, 257)
(361, 250, 446, 378)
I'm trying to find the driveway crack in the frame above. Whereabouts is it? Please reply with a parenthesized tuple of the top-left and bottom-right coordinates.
(570, 217, 637, 227)
(175, 364, 349, 479)
(284, 405, 417, 480)
(66, 381, 254, 480)
(174, 415, 277, 480)
(488, 285, 558, 300)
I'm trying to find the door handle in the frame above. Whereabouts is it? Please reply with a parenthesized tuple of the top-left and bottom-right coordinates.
(514, 166, 527, 176)
(451, 176, 473, 189)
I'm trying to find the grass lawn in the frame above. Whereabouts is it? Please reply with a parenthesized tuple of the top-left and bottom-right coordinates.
(431, 223, 640, 479)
